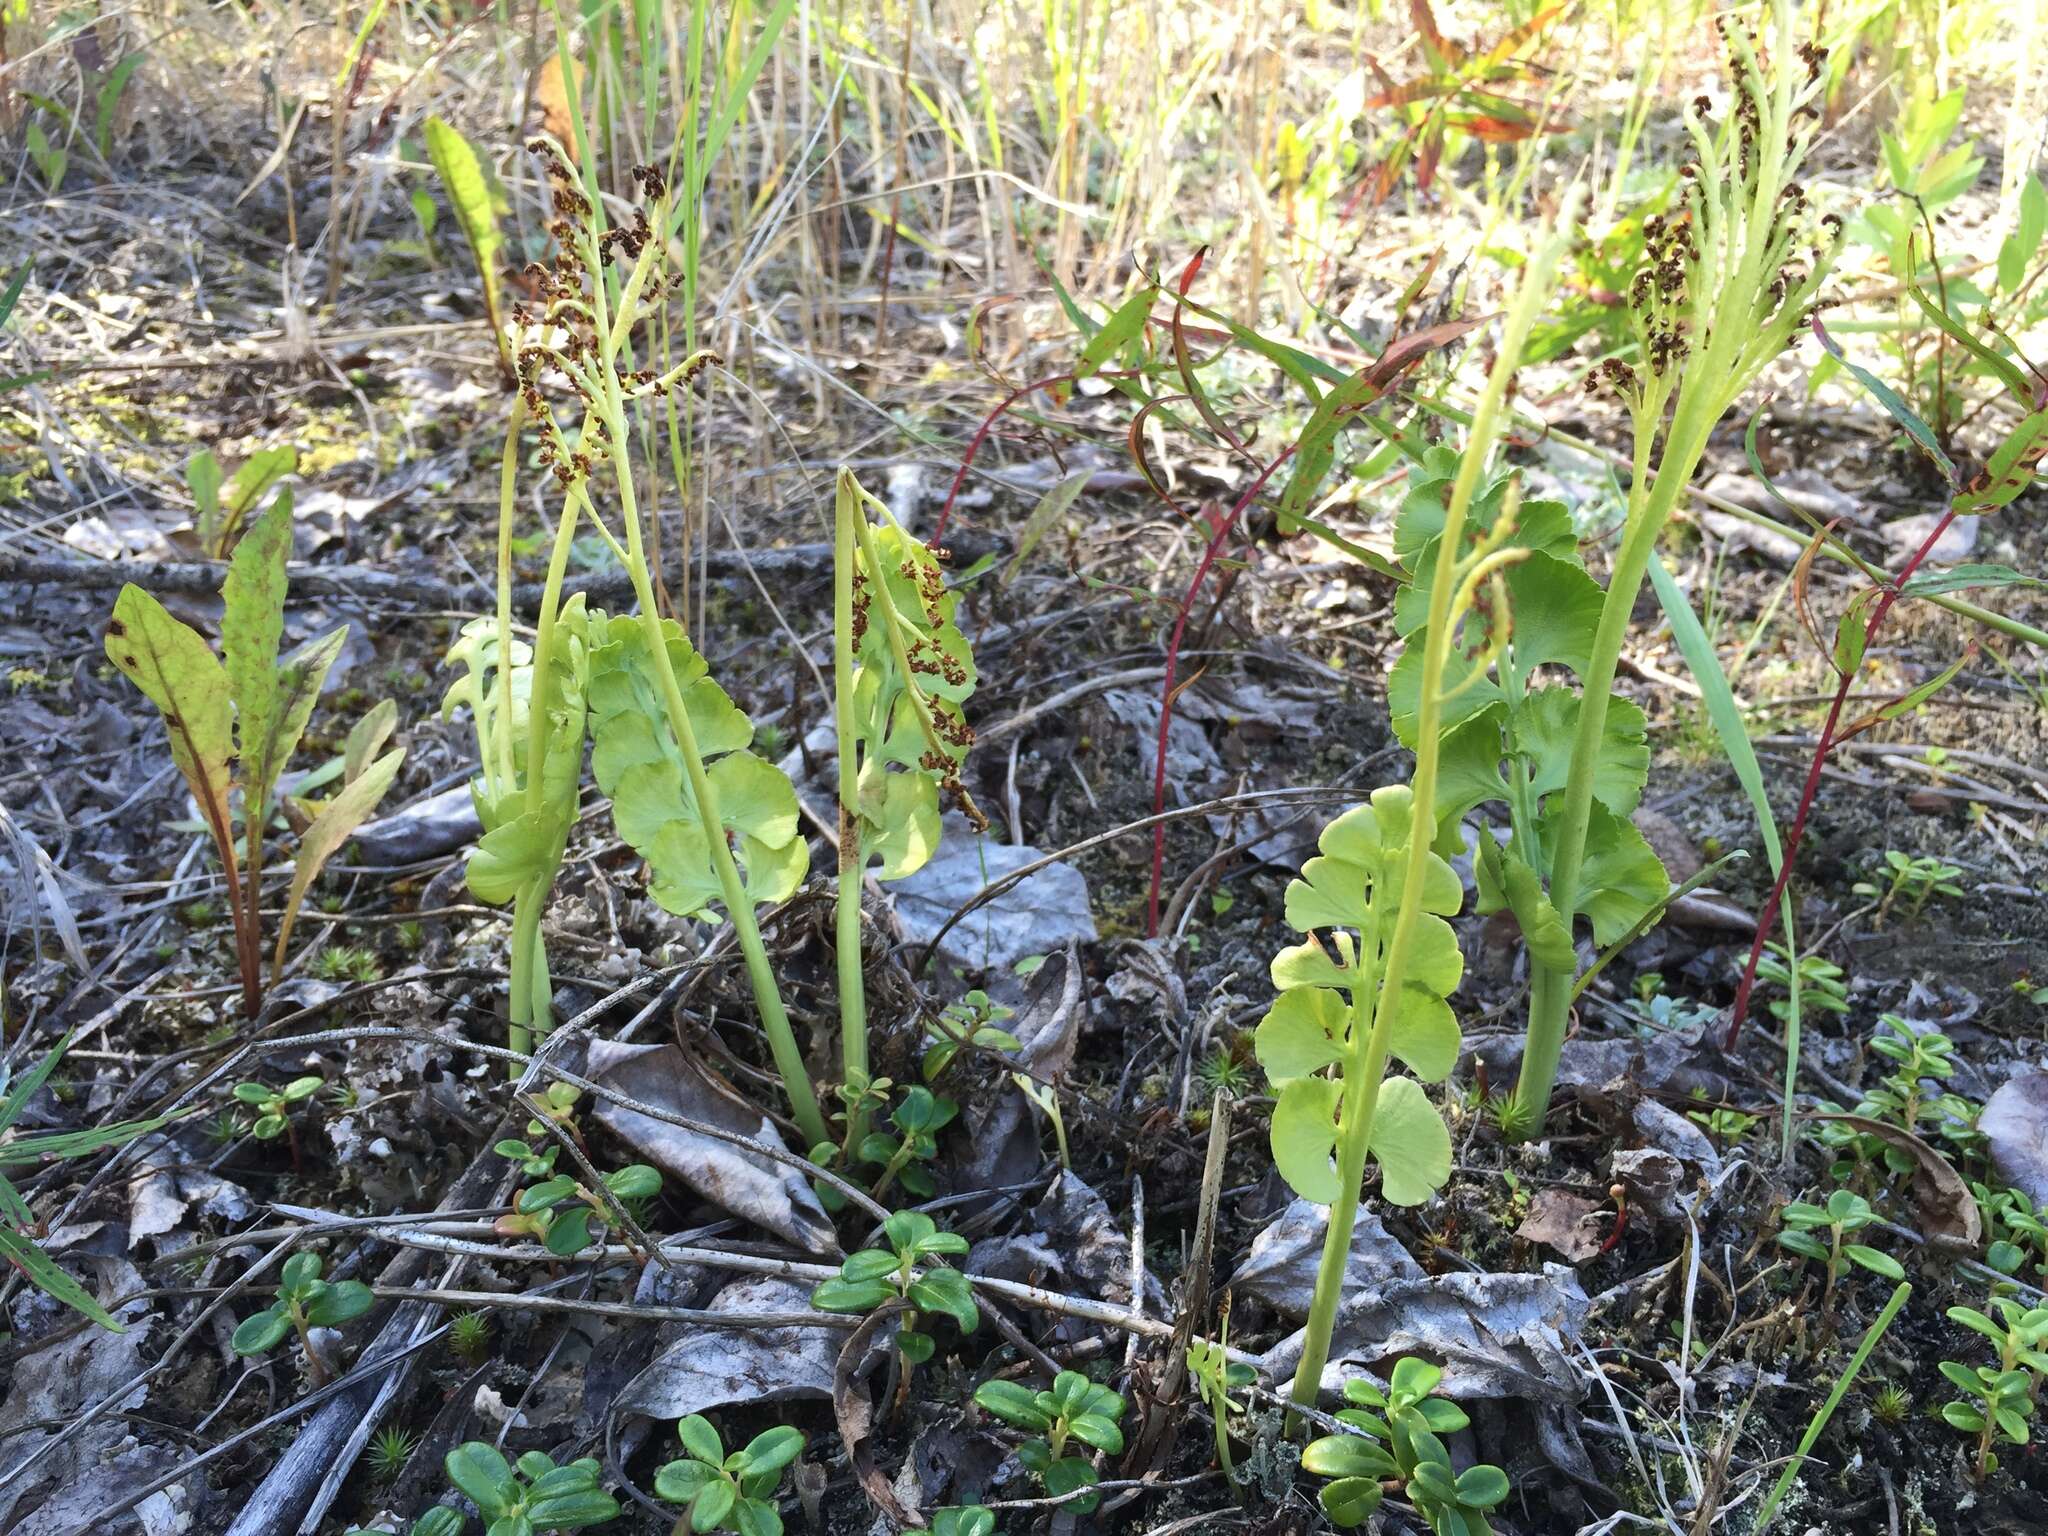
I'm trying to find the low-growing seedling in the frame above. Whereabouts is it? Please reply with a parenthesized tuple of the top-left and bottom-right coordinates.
(1861, 1016, 1978, 1154)
(233, 1075, 323, 1148)
(1980, 1184, 2048, 1282)
(1854, 849, 1965, 926)
(1188, 1330, 1258, 1482)
(1777, 1188, 1905, 1316)
(930, 1510, 994, 1536)
(811, 1211, 978, 1366)
(443, 1442, 618, 1536)
(1816, 1017, 1980, 1186)
(922, 990, 1018, 1082)
(495, 1137, 562, 1181)
(811, 1084, 956, 1210)
(653, 1414, 804, 1535)
(1754, 946, 1850, 1030)
(105, 494, 404, 1017)
(1685, 1102, 1759, 1148)
(495, 1161, 662, 1257)
(1941, 1298, 2048, 1480)
(860, 1086, 957, 1202)
(973, 1369, 1128, 1512)
(231, 1251, 374, 1387)
(1302, 1360, 1511, 1533)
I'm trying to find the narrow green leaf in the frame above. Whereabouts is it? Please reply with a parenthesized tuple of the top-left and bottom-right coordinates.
(0, 1224, 121, 1330)
(272, 748, 404, 976)
(1001, 470, 1093, 585)
(1811, 318, 1956, 479)
(1074, 287, 1154, 383)
(1647, 556, 1782, 873)
(1902, 562, 2048, 599)
(94, 53, 144, 161)
(423, 116, 512, 380)
(105, 584, 237, 859)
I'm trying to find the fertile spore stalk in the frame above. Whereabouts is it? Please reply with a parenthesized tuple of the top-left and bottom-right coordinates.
(1510, 0, 1839, 1138)
(500, 143, 827, 1146)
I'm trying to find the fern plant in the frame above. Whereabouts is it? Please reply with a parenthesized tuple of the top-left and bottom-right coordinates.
(831, 467, 979, 1151)
(1263, 187, 1576, 1418)
(1505, 0, 1839, 1136)
(439, 142, 823, 1143)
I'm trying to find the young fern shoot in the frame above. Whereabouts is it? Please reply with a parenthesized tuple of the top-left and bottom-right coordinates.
(1513, 1, 1840, 1135)
(831, 467, 980, 1152)
(1267, 202, 1577, 1415)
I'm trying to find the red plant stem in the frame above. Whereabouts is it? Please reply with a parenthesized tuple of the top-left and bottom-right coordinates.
(1145, 445, 1298, 937)
(1722, 502, 1960, 1050)
(1597, 1185, 1629, 1256)
(930, 368, 1149, 545)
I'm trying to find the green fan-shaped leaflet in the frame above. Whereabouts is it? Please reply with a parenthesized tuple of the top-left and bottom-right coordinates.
(1256, 786, 1459, 1209)
(1387, 551, 1606, 744)
(442, 597, 591, 906)
(849, 522, 977, 880)
(1387, 457, 1668, 946)
(585, 609, 807, 918)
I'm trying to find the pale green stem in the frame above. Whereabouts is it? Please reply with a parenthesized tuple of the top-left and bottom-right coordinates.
(502, 465, 587, 1063)
(1290, 201, 1577, 1416)
(834, 470, 870, 1155)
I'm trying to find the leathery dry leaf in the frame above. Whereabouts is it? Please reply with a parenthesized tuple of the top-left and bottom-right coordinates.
(1816, 1111, 1981, 1253)
(586, 1039, 838, 1255)
(1515, 1187, 1607, 1262)
(1983, 1069, 2048, 1208)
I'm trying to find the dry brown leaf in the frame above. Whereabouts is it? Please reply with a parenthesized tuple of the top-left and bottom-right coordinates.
(1515, 1187, 1607, 1263)
(1814, 1112, 1982, 1253)
(533, 53, 576, 158)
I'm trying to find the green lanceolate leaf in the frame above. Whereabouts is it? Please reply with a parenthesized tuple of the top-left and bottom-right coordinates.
(586, 609, 806, 917)
(223, 492, 347, 828)
(0, 1224, 122, 1330)
(272, 747, 405, 975)
(423, 116, 513, 382)
(106, 585, 237, 854)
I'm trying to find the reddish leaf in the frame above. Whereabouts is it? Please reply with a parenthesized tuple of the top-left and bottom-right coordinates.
(1365, 316, 1484, 389)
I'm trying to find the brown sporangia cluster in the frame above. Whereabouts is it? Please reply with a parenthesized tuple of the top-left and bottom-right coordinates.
(849, 555, 986, 832)
(510, 141, 707, 491)
(1589, 20, 1837, 407)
